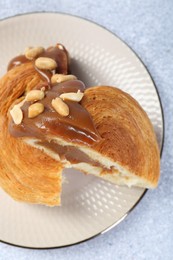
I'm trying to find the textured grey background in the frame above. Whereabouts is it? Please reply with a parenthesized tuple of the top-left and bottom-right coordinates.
(0, 0, 172, 259)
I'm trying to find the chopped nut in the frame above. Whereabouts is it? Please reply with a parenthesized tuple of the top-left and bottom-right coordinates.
(26, 89, 45, 102)
(28, 103, 44, 118)
(35, 57, 57, 70)
(51, 97, 69, 117)
(60, 90, 84, 102)
(25, 46, 45, 60)
(10, 105, 23, 125)
(51, 74, 77, 84)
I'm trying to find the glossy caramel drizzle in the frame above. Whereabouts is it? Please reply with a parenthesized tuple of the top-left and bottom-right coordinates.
(8, 45, 100, 146)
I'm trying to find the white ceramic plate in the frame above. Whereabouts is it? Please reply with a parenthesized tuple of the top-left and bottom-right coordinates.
(0, 13, 164, 249)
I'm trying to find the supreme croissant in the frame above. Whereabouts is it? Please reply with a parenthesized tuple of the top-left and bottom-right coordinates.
(0, 44, 160, 206)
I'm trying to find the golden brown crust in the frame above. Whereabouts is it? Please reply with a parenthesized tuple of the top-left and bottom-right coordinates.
(81, 86, 160, 187)
(0, 63, 62, 206)
(0, 60, 160, 204)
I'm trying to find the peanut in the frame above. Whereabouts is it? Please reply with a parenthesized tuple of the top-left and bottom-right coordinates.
(51, 97, 69, 117)
(51, 74, 77, 84)
(59, 90, 84, 102)
(35, 57, 57, 70)
(10, 105, 23, 125)
(26, 89, 45, 102)
(28, 103, 44, 118)
(25, 46, 45, 60)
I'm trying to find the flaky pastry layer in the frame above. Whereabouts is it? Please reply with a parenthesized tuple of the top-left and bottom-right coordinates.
(0, 63, 62, 206)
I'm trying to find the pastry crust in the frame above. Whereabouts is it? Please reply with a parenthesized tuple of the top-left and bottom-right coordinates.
(0, 61, 160, 207)
(81, 86, 160, 187)
(0, 63, 63, 206)
(19, 84, 160, 188)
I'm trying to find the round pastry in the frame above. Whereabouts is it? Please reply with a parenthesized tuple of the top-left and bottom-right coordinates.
(0, 44, 160, 207)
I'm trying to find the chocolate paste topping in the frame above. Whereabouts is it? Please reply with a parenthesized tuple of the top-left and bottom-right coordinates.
(8, 44, 100, 146)
(8, 44, 69, 80)
(9, 80, 100, 145)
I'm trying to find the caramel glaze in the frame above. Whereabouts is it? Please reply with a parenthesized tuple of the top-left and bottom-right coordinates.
(9, 80, 100, 146)
(8, 44, 100, 147)
(7, 55, 29, 71)
(7, 44, 69, 82)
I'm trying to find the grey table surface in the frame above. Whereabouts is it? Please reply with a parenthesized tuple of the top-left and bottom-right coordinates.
(0, 0, 172, 259)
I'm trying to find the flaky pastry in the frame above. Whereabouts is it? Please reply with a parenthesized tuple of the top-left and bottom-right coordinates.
(0, 43, 160, 206)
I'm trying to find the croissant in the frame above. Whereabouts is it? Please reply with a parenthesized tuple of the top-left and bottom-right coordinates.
(0, 44, 160, 206)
